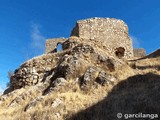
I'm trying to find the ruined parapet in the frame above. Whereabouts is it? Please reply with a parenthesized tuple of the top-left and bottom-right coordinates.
(133, 48, 146, 58)
(9, 54, 59, 90)
(71, 17, 133, 58)
(46, 38, 67, 53)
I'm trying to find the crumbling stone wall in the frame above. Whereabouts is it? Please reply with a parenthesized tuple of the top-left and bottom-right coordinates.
(133, 48, 146, 57)
(46, 38, 67, 53)
(10, 54, 59, 90)
(71, 17, 133, 58)
(45, 18, 133, 58)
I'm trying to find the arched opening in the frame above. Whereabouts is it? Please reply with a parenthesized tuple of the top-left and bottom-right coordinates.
(115, 47, 125, 58)
(56, 43, 63, 52)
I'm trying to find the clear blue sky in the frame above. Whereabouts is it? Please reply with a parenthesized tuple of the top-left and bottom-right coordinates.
(0, 0, 160, 91)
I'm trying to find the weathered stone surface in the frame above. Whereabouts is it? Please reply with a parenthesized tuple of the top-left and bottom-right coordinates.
(96, 71, 116, 85)
(25, 96, 44, 112)
(8, 82, 49, 108)
(62, 36, 81, 50)
(133, 48, 146, 57)
(46, 38, 67, 53)
(72, 43, 95, 55)
(8, 54, 58, 91)
(83, 67, 99, 84)
(71, 17, 133, 58)
(52, 78, 67, 88)
(7, 35, 125, 95)
(52, 98, 63, 108)
(46, 18, 134, 59)
(82, 66, 117, 88)
(56, 52, 89, 79)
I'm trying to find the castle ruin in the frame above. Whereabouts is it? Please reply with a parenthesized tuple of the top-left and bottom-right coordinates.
(45, 18, 144, 58)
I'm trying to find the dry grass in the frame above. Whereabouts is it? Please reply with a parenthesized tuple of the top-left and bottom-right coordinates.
(1, 57, 160, 120)
(0, 80, 114, 120)
(114, 64, 135, 80)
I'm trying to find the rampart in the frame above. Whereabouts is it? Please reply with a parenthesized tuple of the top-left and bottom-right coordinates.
(45, 38, 66, 53)
(133, 48, 146, 58)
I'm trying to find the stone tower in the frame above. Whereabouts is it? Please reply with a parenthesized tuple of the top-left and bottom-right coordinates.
(71, 17, 133, 58)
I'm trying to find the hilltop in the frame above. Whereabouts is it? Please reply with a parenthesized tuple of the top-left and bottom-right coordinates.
(0, 18, 160, 120)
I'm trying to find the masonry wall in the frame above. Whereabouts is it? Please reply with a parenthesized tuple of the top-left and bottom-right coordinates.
(46, 38, 67, 53)
(133, 48, 146, 58)
(11, 54, 58, 89)
(71, 18, 133, 58)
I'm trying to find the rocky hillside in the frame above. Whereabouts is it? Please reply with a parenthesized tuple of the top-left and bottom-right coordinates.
(0, 18, 160, 120)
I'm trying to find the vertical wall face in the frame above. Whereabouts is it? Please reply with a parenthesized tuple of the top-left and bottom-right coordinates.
(45, 38, 67, 53)
(133, 48, 146, 57)
(71, 18, 134, 58)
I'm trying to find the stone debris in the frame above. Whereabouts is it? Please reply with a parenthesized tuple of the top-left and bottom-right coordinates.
(24, 96, 44, 112)
(82, 66, 116, 88)
(83, 67, 99, 83)
(8, 82, 50, 108)
(52, 78, 67, 88)
(52, 98, 63, 108)
(6, 54, 58, 92)
(96, 71, 116, 85)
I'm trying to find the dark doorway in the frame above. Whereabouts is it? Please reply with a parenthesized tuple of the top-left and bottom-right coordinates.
(115, 47, 125, 58)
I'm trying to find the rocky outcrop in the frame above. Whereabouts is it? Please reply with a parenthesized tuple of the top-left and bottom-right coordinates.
(5, 35, 125, 95)
(3, 18, 130, 97)
(1, 17, 153, 120)
(82, 66, 116, 90)
(5, 54, 58, 92)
